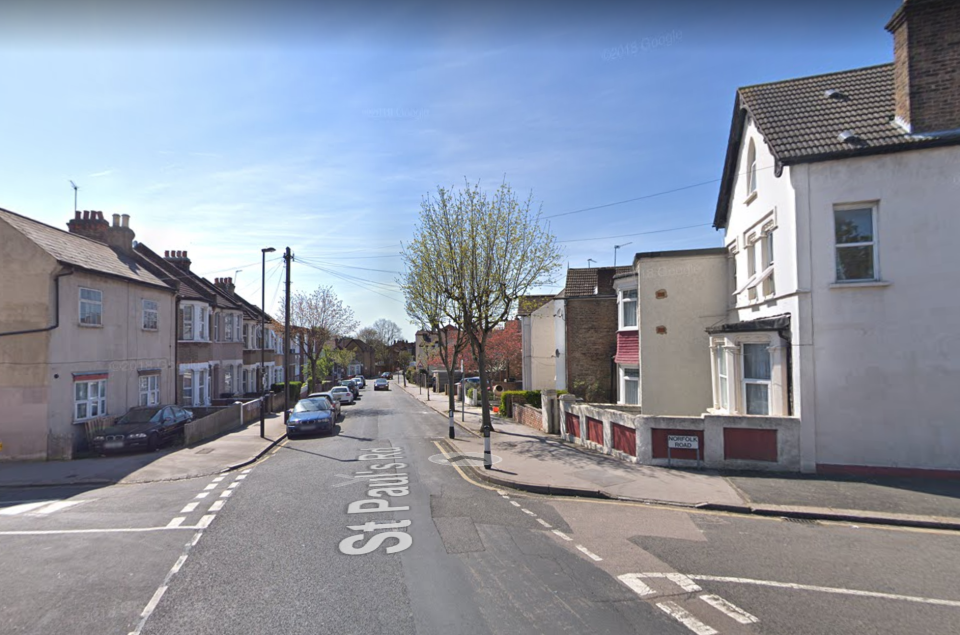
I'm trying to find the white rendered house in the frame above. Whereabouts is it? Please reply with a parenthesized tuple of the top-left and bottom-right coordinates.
(710, 0, 960, 474)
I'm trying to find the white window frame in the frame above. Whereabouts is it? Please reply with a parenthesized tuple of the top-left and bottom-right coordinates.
(199, 307, 209, 341)
(741, 342, 772, 416)
(197, 369, 208, 405)
(620, 289, 638, 329)
(79, 288, 102, 326)
(224, 365, 234, 395)
(214, 312, 220, 342)
(142, 299, 159, 331)
(746, 139, 758, 195)
(834, 203, 879, 283)
(620, 366, 639, 405)
(225, 314, 235, 342)
(181, 305, 194, 340)
(139, 374, 160, 406)
(714, 344, 729, 411)
(74, 378, 106, 421)
(182, 371, 194, 404)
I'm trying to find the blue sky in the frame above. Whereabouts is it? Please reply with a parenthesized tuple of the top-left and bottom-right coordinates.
(0, 0, 901, 340)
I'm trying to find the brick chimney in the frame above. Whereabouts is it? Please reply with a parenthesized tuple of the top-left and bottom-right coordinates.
(67, 210, 110, 243)
(105, 213, 135, 255)
(165, 249, 192, 271)
(214, 276, 235, 297)
(886, 0, 960, 134)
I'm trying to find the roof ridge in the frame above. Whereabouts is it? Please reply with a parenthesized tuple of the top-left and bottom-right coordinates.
(738, 62, 893, 92)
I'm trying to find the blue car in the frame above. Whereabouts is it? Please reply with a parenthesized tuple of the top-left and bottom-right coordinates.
(286, 398, 336, 438)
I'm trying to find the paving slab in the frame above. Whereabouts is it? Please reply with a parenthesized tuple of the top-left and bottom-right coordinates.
(0, 412, 286, 487)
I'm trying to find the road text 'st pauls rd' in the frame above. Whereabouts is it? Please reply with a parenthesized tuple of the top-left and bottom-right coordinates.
(339, 447, 414, 556)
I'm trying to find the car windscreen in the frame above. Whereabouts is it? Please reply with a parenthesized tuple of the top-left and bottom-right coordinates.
(294, 399, 330, 412)
(119, 408, 163, 424)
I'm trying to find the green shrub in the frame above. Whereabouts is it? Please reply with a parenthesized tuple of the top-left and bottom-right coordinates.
(498, 389, 568, 417)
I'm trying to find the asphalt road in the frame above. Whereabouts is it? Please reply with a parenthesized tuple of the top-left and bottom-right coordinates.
(4, 384, 960, 634)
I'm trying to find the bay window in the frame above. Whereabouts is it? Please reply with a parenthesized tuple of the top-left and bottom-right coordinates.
(620, 289, 637, 328)
(742, 343, 772, 415)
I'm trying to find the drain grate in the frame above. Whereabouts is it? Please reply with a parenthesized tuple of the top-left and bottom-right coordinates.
(195, 448, 215, 455)
(782, 516, 818, 525)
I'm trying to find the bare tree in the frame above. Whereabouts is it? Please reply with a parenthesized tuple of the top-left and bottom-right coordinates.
(401, 179, 563, 442)
(400, 258, 470, 434)
(278, 286, 358, 391)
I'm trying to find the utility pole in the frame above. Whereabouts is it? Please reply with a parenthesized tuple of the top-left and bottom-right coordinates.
(260, 247, 275, 438)
(283, 247, 292, 424)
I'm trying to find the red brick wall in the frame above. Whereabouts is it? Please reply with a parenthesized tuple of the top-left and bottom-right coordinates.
(888, 0, 960, 132)
(565, 412, 580, 438)
(611, 423, 636, 456)
(565, 296, 618, 402)
(514, 403, 543, 431)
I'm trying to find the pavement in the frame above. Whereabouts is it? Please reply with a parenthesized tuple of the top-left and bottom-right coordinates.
(396, 378, 960, 531)
(0, 411, 287, 488)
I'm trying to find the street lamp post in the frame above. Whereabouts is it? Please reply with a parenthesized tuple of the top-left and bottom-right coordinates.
(260, 247, 276, 438)
(614, 242, 632, 267)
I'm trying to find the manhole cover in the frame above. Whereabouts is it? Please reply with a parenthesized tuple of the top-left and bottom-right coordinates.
(428, 452, 502, 467)
(195, 448, 215, 455)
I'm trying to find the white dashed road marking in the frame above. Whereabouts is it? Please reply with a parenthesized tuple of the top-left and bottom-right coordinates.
(209, 500, 226, 512)
(699, 594, 759, 624)
(180, 502, 199, 514)
(509, 501, 521, 507)
(166, 517, 185, 528)
(521, 508, 536, 516)
(551, 529, 573, 541)
(0, 500, 89, 516)
(196, 515, 216, 529)
(194, 492, 209, 500)
(219, 490, 232, 498)
(536, 518, 552, 528)
(618, 573, 657, 597)
(656, 601, 718, 635)
(576, 544, 603, 561)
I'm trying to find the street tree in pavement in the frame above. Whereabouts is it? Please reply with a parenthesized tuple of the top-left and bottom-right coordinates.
(400, 179, 563, 433)
(278, 286, 358, 392)
(357, 319, 404, 372)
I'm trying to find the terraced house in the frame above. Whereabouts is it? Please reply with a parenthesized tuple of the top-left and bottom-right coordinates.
(0, 209, 176, 460)
(133, 247, 248, 407)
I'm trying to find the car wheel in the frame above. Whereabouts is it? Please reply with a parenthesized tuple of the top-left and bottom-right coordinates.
(147, 433, 160, 452)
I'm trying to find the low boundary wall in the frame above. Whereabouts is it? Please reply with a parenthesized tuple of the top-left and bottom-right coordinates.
(559, 401, 800, 472)
(184, 397, 263, 446)
(513, 403, 544, 432)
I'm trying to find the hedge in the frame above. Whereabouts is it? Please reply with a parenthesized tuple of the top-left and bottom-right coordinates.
(271, 381, 303, 401)
(498, 389, 568, 417)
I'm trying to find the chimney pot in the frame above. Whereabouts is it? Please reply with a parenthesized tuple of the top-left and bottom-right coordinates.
(74, 211, 81, 220)
(164, 250, 169, 258)
(112, 213, 120, 227)
(83, 210, 90, 220)
(121, 213, 130, 228)
(183, 250, 188, 258)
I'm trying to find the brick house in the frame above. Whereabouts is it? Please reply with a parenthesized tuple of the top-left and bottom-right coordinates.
(554, 266, 631, 402)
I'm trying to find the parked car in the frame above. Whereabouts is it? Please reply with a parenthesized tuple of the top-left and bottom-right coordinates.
(308, 392, 341, 420)
(330, 385, 355, 404)
(340, 379, 359, 398)
(351, 376, 366, 388)
(374, 378, 389, 391)
(91, 405, 193, 454)
(286, 398, 336, 438)
(381, 372, 392, 379)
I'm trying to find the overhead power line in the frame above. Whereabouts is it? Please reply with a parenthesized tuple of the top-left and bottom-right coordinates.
(558, 223, 712, 243)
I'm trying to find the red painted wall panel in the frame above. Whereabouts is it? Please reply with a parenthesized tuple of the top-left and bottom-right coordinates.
(611, 423, 637, 456)
(723, 428, 777, 462)
(565, 412, 580, 438)
(651, 428, 704, 460)
(586, 417, 603, 444)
